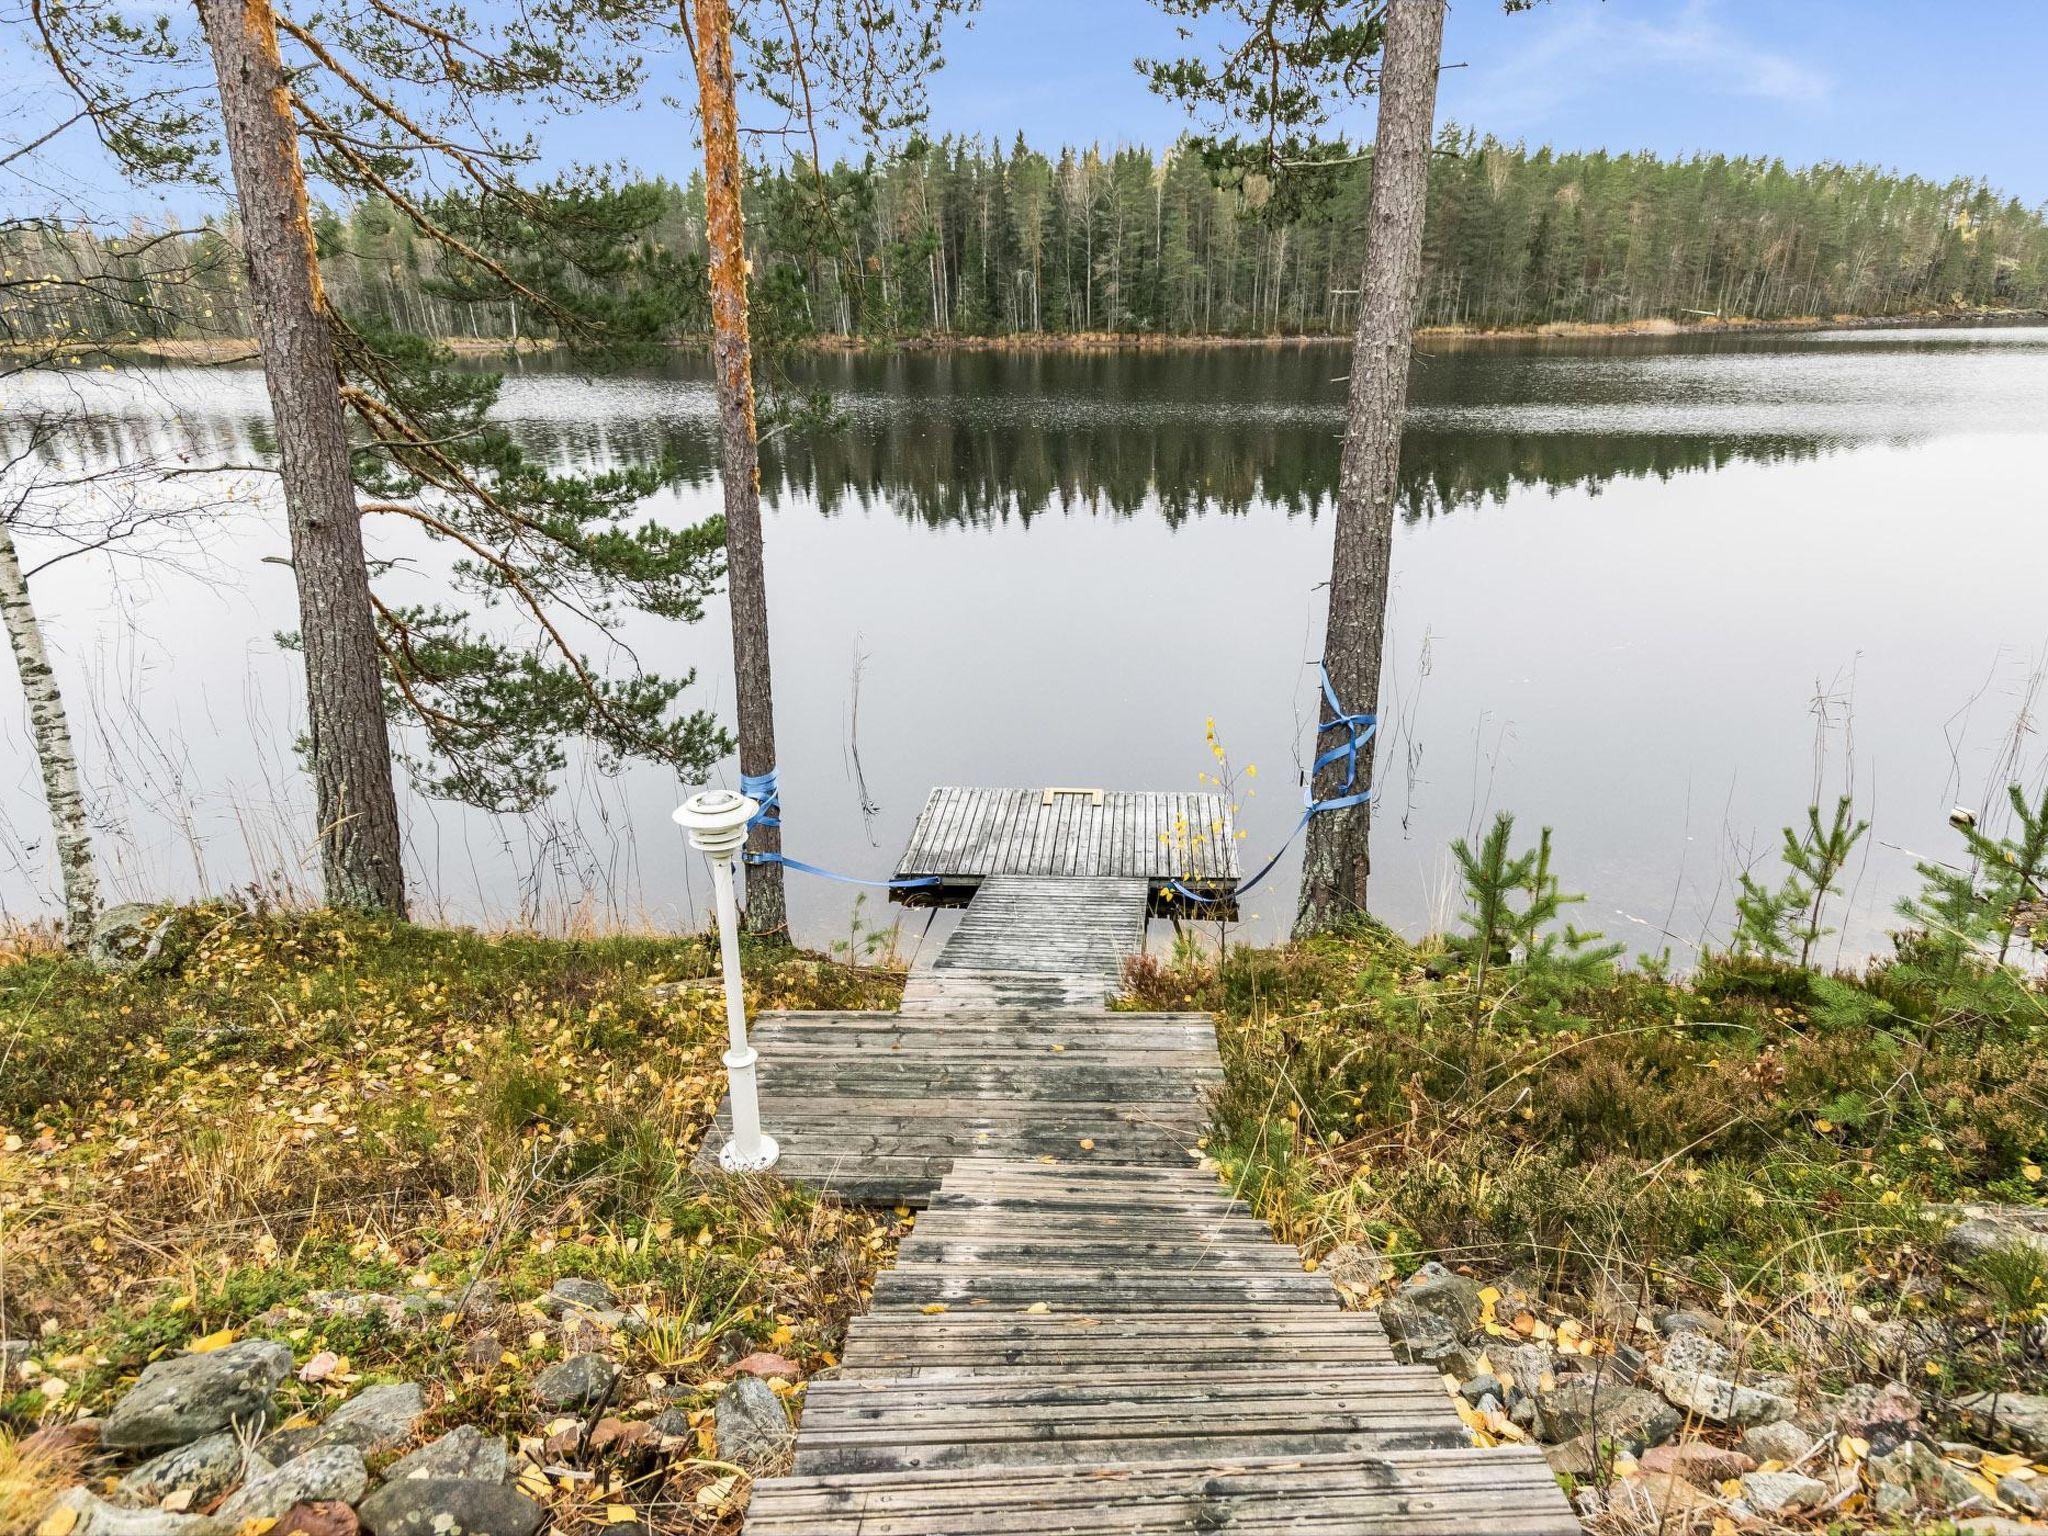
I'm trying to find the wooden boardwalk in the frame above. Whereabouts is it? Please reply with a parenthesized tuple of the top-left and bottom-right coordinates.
(721, 863, 1577, 1534)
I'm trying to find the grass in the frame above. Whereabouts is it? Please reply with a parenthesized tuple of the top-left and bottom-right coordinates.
(1126, 922, 2048, 1405)
(0, 905, 907, 1530)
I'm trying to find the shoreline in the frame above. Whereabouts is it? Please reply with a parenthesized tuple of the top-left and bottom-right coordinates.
(54, 306, 2048, 366)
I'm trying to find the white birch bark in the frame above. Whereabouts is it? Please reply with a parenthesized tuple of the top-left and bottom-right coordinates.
(0, 518, 101, 944)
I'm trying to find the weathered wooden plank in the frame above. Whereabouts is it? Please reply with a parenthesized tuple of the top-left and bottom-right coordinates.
(894, 788, 1241, 883)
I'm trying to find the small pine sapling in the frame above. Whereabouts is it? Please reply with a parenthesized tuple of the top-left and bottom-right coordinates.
(1729, 796, 1869, 970)
(1449, 812, 1621, 1006)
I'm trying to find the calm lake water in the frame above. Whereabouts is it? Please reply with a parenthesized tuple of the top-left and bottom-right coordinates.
(5, 327, 2048, 962)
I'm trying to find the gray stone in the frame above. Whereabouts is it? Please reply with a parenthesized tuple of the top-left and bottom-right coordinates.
(1648, 1361, 1794, 1427)
(1542, 1433, 1608, 1480)
(1955, 1391, 2048, 1456)
(1740, 1419, 1817, 1464)
(102, 1340, 293, 1450)
(1871, 1441, 1982, 1511)
(1319, 1242, 1388, 1295)
(533, 1353, 617, 1409)
(356, 1479, 546, 1536)
(1998, 1474, 2045, 1515)
(304, 1383, 426, 1457)
(647, 1407, 691, 1439)
(1941, 1205, 2048, 1261)
(42, 1488, 226, 1536)
(1501, 1344, 1556, 1399)
(1459, 1373, 1504, 1406)
(112, 1432, 261, 1510)
(1739, 1470, 1828, 1514)
(1957, 1521, 2048, 1536)
(1378, 1272, 1482, 1364)
(713, 1376, 791, 1469)
(1658, 1329, 1733, 1380)
(382, 1425, 512, 1485)
(1873, 1481, 1917, 1517)
(538, 1277, 617, 1314)
(1537, 1383, 1680, 1455)
(86, 903, 187, 974)
(1, 1339, 29, 1382)
(1655, 1309, 1728, 1340)
(216, 1445, 369, 1523)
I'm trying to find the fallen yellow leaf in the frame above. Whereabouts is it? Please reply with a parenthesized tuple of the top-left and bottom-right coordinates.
(188, 1328, 238, 1354)
(37, 1505, 79, 1536)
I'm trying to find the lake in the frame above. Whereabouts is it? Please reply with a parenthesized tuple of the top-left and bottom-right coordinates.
(4, 327, 2047, 963)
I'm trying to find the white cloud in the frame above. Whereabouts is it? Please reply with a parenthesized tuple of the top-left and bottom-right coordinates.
(1460, 0, 1831, 130)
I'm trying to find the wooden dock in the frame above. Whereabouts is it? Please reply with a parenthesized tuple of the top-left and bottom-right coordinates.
(714, 820, 1576, 1535)
(894, 787, 1241, 905)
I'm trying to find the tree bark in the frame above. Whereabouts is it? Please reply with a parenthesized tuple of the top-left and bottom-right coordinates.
(693, 0, 787, 934)
(197, 0, 407, 914)
(1294, 0, 1446, 936)
(0, 519, 100, 945)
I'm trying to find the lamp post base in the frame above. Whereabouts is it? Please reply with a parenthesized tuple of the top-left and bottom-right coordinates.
(717, 1134, 781, 1173)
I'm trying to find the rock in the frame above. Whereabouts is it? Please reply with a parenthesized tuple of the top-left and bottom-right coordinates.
(291, 1383, 425, 1458)
(382, 1426, 512, 1486)
(713, 1376, 792, 1469)
(1537, 1383, 1680, 1455)
(355, 1479, 547, 1536)
(533, 1353, 617, 1410)
(217, 1446, 369, 1523)
(271, 1502, 360, 1536)
(731, 1351, 801, 1381)
(647, 1408, 691, 1439)
(1873, 1480, 1917, 1517)
(1647, 1361, 1793, 1427)
(1998, 1474, 2044, 1515)
(1500, 1344, 1556, 1399)
(1658, 1329, 1733, 1380)
(1941, 1205, 2048, 1261)
(86, 903, 189, 974)
(102, 1340, 293, 1451)
(1542, 1433, 1608, 1480)
(1871, 1441, 1981, 1510)
(113, 1432, 261, 1510)
(1655, 1309, 1728, 1340)
(1625, 1472, 1721, 1521)
(1954, 1392, 2048, 1456)
(1379, 1272, 1482, 1365)
(1320, 1242, 1388, 1295)
(538, 1277, 617, 1314)
(1638, 1441, 1756, 1487)
(1740, 1419, 1817, 1464)
(461, 1333, 504, 1374)
(1956, 1521, 2047, 1536)
(1740, 1470, 1828, 1514)
(1836, 1379, 1923, 1448)
(1459, 1373, 1504, 1406)
(1602, 1342, 1649, 1388)
(1, 1338, 28, 1382)
(41, 1488, 227, 1536)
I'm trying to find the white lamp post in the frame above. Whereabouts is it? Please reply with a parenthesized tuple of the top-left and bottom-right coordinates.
(673, 788, 779, 1173)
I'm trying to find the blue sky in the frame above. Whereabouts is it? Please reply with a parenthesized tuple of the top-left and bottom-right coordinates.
(7, 0, 2046, 216)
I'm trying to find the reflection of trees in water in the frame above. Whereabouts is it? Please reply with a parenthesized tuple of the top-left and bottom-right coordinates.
(20, 393, 1832, 529)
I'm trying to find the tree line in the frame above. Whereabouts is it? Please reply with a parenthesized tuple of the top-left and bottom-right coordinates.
(9, 133, 2047, 353)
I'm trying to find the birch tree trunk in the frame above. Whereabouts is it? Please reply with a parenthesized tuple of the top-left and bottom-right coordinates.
(1294, 0, 1446, 935)
(0, 520, 100, 944)
(694, 0, 788, 934)
(197, 0, 408, 914)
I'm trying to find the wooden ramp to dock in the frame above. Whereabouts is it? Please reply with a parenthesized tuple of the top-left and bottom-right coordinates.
(902, 875, 1150, 1012)
(711, 839, 1576, 1534)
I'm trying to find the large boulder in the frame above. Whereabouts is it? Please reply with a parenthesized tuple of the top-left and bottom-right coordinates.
(101, 1340, 293, 1451)
(216, 1445, 369, 1523)
(86, 904, 200, 975)
(355, 1479, 546, 1536)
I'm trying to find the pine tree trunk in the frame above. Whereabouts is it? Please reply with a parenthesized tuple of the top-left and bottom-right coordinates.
(197, 0, 407, 914)
(1294, 0, 1446, 936)
(694, 0, 787, 934)
(0, 519, 100, 945)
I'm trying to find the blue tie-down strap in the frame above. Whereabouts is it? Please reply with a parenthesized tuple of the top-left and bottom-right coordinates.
(1167, 664, 1377, 906)
(744, 850, 943, 889)
(739, 768, 781, 829)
